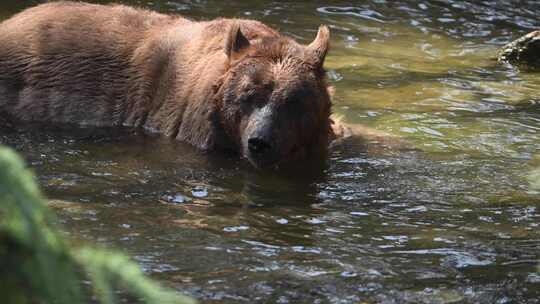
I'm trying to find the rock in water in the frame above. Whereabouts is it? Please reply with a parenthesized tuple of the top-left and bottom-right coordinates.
(498, 30, 540, 67)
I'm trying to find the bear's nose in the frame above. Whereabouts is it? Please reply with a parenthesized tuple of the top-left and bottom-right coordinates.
(248, 137, 272, 155)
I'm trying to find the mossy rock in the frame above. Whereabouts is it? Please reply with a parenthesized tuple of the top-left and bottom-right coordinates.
(498, 30, 540, 67)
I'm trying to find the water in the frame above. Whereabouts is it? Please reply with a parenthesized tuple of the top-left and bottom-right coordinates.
(1, 0, 540, 303)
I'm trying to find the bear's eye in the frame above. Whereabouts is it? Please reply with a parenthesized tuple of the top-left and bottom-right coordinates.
(241, 87, 269, 106)
(243, 87, 256, 97)
(288, 98, 301, 104)
(236, 89, 261, 114)
(238, 88, 256, 103)
(286, 91, 307, 105)
(286, 98, 306, 114)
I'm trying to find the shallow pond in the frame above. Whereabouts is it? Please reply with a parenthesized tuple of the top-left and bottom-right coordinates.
(1, 0, 540, 303)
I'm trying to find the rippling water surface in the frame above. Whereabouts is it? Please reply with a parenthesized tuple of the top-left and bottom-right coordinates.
(1, 1, 540, 303)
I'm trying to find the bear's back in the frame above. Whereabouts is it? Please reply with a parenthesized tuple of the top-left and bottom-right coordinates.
(0, 2, 186, 126)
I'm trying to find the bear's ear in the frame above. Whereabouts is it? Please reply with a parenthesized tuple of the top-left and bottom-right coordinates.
(306, 25, 330, 68)
(225, 24, 251, 63)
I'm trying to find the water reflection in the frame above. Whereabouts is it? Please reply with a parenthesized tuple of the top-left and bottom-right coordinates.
(1, 0, 540, 303)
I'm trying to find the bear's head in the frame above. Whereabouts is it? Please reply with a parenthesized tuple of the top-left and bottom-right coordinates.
(217, 25, 332, 169)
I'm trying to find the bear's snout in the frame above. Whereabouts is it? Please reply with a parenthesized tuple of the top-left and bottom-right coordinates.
(244, 132, 279, 168)
(242, 106, 283, 168)
(248, 137, 272, 155)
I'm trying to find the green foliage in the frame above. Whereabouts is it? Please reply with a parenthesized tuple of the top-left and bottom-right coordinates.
(0, 146, 195, 304)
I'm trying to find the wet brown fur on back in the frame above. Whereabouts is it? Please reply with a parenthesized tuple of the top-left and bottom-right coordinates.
(0, 1, 334, 167)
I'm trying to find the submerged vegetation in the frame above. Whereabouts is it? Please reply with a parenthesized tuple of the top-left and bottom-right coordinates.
(0, 146, 195, 304)
(530, 167, 540, 191)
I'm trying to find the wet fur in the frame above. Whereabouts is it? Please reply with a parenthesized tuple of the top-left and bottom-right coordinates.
(0, 2, 335, 166)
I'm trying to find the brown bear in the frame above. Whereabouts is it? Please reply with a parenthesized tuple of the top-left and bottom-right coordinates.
(0, 1, 342, 168)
